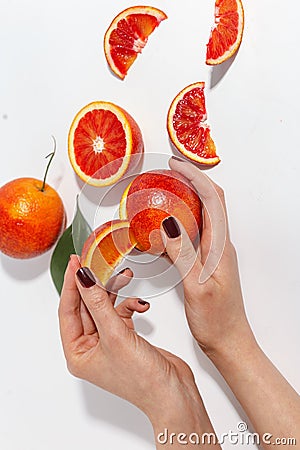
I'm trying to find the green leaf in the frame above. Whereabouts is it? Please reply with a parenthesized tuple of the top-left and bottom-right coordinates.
(50, 196, 92, 295)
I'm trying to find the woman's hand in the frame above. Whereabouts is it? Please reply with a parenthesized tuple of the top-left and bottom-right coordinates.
(162, 157, 300, 449)
(162, 157, 254, 358)
(58, 255, 220, 449)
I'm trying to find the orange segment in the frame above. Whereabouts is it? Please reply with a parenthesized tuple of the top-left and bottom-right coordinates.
(68, 101, 144, 187)
(167, 82, 220, 165)
(206, 0, 244, 65)
(81, 220, 137, 285)
(104, 6, 167, 79)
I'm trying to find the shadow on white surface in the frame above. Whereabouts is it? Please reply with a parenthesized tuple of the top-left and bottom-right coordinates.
(0, 251, 51, 280)
(80, 382, 154, 445)
(134, 316, 155, 335)
(75, 154, 144, 208)
(168, 140, 219, 172)
(192, 340, 256, 434)
(210, 53, 237, 89)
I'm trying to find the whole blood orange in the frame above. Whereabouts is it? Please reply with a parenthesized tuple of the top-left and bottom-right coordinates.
(206, 0, 244, 65)
(68, 101, 144, 187)
(104, 6, 167, 79)
(119, 170, 202, 254)
(0, 178, 66, 259)
(167, 82, 220, 166)
(81, 220, 137, 285)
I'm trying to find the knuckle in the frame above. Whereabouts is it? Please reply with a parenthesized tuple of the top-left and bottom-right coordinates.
(87, 290, 107, 312)
(66, 360, 81, 378)
(228, 242, 238, 260)
(167, 236, 182, 257)
(215, 185, 225, 199)
(180, 246, 196, 266)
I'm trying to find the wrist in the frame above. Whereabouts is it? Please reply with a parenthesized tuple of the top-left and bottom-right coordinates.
(147, 382, 219, 448)
(206, 325, 259, 370)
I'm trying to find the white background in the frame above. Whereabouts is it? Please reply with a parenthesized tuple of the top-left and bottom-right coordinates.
(1, 0, 300, 449)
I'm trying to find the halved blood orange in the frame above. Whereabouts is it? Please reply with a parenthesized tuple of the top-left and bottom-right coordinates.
(104, 6, 167, 79)
(68, 101, 144, 187)
(206, 0, 244, 65)
(167, 82, 220, 166)
(81, 220, 137, 285)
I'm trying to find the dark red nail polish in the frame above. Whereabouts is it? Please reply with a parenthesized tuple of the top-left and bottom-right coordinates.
(76, 267, 96, 288)
(162, 216, 181, 239)
(138, 300, 149, 306)
(118, 267, 130, 275)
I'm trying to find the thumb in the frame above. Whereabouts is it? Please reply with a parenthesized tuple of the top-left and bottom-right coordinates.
(161, 216, 202, 282)
(75, 267, 124, 335)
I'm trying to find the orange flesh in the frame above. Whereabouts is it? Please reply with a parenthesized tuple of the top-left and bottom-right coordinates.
(173, 87, 216, 158)
(206, 0, 239, 61)
(90, 227, 136, 278)
(109, 14, 161, 76)
(73, 109, 126, 179)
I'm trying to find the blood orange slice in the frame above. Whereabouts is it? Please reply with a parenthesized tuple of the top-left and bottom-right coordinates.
(104, 6, 167, 79)
(68, 101, 144, 187)
(81, 220, 137, 285)
(167, 82, 220, 166)
(206, 0, 244, 65)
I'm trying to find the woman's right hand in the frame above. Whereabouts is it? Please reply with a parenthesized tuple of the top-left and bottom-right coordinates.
(163, 158, 300, 450)
(162, 157, 255, 358)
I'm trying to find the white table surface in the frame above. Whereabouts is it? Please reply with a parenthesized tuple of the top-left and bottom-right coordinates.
(1, 1, 299, 449)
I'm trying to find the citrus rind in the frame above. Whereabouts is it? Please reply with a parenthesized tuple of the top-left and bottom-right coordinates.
(206, 0, 244, 65)
(104, 6, 167, 79)
(167, 82, 220, 166)
(68, 101, 142, 187)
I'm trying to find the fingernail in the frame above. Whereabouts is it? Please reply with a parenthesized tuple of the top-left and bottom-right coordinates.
(118, 267, 130, 275)
(171, 156, 185, 162)
(76, 267, 96, 288)
(138, 300, 150, 306)
(162, 216, 181, 239)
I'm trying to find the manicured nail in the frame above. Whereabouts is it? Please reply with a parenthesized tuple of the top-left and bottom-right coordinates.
(118, 267, 130, 275)
(162, 216, 181, 239)
(171, 156, 185, 163)
(138, 300, 150, 306)
(76, 267, 96, 288)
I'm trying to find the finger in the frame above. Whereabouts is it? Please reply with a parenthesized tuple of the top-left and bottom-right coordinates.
(75, 267, 125, 337)
(66, 259, 97, 336)
(105, 268, 133, 305)
(169, 158, 228, 282)
(169, 157, 228, 218)
(161, 216, 202, 284)
(80, 300, 97, 336)
(64, 257, 96, 335)
(81, 268, 133, 334)
(58, 255, 83, 357)
(169, 156, 228, 239)
(115, 297, 150, 320)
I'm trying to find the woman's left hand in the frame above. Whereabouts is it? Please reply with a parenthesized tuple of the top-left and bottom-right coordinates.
(58, 255, 220, 448)
(59, 256, 197, 422)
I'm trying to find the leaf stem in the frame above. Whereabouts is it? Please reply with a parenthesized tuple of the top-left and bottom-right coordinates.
(41, 136, 56, 192)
